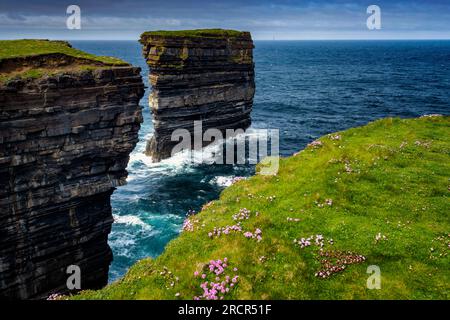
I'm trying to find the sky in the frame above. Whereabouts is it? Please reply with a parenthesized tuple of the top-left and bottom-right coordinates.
(1, 0, 450, 40)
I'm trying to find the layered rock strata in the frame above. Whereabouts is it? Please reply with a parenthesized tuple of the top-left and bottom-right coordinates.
(0, 46, 144, 299)
(139, 29, 255, 161)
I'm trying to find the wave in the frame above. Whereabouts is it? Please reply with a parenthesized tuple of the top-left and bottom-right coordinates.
(112, 214, 152, 231)
(150, 128, 272, 165)
(211, 176, 235, 187)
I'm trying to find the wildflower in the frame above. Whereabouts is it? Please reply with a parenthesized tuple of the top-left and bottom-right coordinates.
(47, 293, 62, 300)
(232, 208, 251, 221)
(182, 219, 194, 232)
(308, 140, 323, 148)
(193, 258, 238, 300)
(295, 234, 334, 249)
(231, 176, 246, 184)
(175, 293, 180, 297)
(375, 233, 388, 243)
(329, 134, 341, 141)
(297, 237, 312, 248)
(194, 271, 199, 277)
(243, 231, 253, 238)
(208, 224, 242, 238)
(315, 250, 366, 279)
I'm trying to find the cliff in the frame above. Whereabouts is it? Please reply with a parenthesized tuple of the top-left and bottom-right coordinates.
(0, 40, 144, 299)
(139, 29, 255, 161)
(74, 116, 449, 300)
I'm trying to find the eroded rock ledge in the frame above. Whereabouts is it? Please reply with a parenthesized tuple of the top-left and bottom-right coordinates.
(139, 29, 255, 161)
(0, 42, 144, 299)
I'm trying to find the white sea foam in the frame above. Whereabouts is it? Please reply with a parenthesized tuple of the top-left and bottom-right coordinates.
(126, 128, 271, 176)
(128, 152, 155, 167)
(109, 237, 136, 247)
(212, 176, 235, 187)
(108, 233, 136, 259)
(113, 214, 152, 230)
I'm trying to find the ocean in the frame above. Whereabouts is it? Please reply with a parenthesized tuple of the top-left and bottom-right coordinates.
(72, 40, 450, 281)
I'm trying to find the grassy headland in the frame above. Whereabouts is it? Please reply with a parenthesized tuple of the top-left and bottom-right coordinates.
(0, 39, 128, 83)
(73, 116, 449, 300)
(0, 39, 126, 64)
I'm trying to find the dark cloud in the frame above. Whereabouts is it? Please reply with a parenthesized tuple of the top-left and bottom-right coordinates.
(0, 0, 449, 39)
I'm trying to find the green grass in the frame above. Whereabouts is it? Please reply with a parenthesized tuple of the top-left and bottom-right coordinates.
(0, 39, 129, 83)
(72, 116, 449, 300)
(0, 39, 127, 65)
(140, 29, 249, 39)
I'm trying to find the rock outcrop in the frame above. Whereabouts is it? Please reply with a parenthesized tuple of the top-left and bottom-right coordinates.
(139, 29, 255, 161)
(0, 42, 144, 299)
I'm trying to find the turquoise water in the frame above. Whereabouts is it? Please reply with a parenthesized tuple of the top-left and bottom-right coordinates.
(72, 40, 450, 281)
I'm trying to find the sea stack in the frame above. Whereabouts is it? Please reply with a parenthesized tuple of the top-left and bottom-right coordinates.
(139, 29, 255, 162)
(0, 40, 144, 299)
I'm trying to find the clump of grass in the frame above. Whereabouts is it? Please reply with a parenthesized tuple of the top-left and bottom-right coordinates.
(72, 116, 450, 300)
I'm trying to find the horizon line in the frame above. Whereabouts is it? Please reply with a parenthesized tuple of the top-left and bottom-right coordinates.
(2, 38, 450, 41)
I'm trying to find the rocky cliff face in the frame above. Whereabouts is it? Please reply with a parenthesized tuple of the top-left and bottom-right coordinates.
(0, 63, 144, 298)
(139, 29, 255, 161)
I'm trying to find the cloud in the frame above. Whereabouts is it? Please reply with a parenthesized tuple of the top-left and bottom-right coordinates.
(0, 0, 449, 39)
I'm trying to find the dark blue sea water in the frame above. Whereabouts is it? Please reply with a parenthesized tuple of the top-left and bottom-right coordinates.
(72, 40, 450, 281)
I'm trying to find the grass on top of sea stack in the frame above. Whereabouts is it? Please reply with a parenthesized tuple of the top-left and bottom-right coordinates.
(72, 116, 450, 300)
(0, 39, 127, 65)
(140, 28, 249, 39)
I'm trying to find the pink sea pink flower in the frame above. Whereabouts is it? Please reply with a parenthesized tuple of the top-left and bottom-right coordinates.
(243, 231, 253, 238)
(308, 140, 323, 148)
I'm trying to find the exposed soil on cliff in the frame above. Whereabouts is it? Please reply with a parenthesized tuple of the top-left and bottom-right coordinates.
(0, 54, 111, 83)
